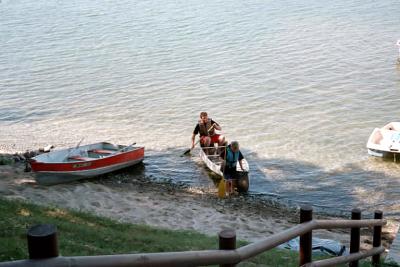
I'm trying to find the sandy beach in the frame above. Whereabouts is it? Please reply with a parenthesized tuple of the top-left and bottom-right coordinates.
(0, 160, 398, 253)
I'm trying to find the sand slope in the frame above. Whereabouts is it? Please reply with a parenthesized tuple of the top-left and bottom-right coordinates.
(0, 163, 397, 251)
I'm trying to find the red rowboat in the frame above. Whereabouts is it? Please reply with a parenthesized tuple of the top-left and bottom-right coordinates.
(30, 142, 144, 185)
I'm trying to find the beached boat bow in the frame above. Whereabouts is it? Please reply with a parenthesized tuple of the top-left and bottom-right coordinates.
(30, 142, 144, 185)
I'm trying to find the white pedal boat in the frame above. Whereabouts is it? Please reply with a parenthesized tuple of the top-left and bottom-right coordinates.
(367, 122, 400, 158)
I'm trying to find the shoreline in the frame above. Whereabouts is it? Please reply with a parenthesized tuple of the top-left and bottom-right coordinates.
(0, 156, 398, 252)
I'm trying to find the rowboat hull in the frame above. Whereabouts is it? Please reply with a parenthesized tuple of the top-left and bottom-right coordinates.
(199, 147, 250, 192)
(30, 142, 144, 185)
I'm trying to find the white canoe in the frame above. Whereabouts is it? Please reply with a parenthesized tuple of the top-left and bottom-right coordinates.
(367, 122, 400, 158)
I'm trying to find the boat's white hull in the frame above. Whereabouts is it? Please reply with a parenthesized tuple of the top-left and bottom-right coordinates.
(199, 148, 224, 176)
(367, 122, 400, 159)
(367, 148, 385, 158)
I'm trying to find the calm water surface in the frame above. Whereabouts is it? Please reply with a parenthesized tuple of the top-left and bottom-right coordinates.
(1, 0, 400, 217)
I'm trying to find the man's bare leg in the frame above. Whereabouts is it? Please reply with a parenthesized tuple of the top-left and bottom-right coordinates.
(203, 137, 212, 154)
(217, 135, 226, 154)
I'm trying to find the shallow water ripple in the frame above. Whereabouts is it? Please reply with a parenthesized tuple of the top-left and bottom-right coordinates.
(1, 0, 400, 217)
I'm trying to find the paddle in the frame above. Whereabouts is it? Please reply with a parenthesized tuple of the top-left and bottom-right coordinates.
(182, 139, 200, 156)
(75, 137, 85, 149)
(118, 142, 136, 153)
(66, 137, 85, 159)
(182, 123, 216, 156)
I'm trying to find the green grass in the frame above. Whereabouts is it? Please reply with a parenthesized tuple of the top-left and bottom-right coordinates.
(0, 197, 395, 266)
(0, 155, 13, 165)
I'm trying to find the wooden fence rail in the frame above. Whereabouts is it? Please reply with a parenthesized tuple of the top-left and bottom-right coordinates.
(0, 206, 387, 267)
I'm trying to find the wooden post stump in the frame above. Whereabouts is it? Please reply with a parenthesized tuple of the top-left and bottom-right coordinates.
(299, 206, 313, 266)
(372, 210, 383, 266)
(27, 224, 59, 259)
(219, 229, 236, 267)
(349, 208, 361, 267)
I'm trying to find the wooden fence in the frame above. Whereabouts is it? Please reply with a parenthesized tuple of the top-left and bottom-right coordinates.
(0, 206, 387, 267)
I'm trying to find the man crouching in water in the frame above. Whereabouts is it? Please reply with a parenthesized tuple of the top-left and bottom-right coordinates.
(191, 112, 226, 154)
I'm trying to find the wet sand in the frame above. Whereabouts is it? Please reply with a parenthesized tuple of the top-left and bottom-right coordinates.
(0, 161, 398, 252)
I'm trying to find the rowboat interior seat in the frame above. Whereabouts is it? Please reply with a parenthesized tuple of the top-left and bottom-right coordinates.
(88, 149, 116, 154)
(207, 154, 223, 164)
(67, 155, 93, 161)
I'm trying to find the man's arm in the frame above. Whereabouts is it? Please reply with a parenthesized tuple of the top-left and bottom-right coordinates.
(239, 151, 244, 170)
(191, 124, 200, 148)
(191, 133, 196, 149)
(211, 120, 221, 131)
(239, 160, 244, 171)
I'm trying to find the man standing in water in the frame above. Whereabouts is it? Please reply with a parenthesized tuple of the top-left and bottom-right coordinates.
(220, 141, 245, 196)
(191, 112, 225, 154)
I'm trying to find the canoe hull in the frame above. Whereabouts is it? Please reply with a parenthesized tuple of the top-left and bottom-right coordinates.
(30, 142, 144, 185)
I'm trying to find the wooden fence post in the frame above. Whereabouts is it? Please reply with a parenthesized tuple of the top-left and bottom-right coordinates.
(372, 210, 383, 266)
(299, 206, 313, 266)
(27, 224, 59, 259)
(349, 208, 361, 267)
(219, 229, 236, 267)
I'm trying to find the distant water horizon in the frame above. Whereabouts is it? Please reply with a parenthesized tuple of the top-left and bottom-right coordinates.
(1, 0, 400, 217)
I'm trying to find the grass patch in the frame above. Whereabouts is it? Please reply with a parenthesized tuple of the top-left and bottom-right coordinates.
(0, 197, 394, 266)
(0, 155, 13, 165)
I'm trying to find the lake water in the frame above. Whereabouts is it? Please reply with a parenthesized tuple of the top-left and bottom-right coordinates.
(1, 0, 400, 217)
